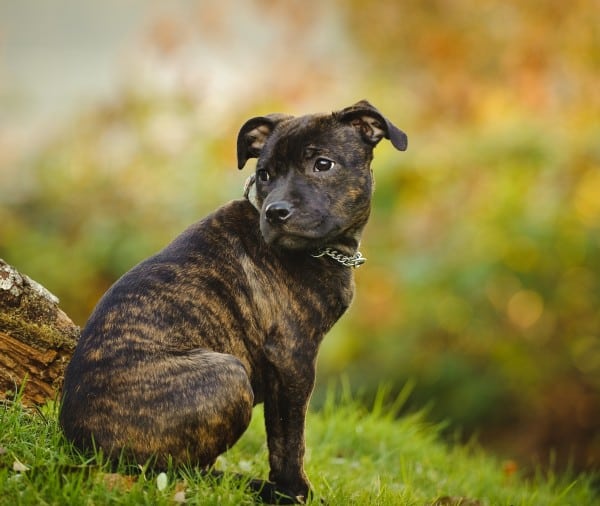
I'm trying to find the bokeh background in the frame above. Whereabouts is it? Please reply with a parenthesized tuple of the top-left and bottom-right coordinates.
(1, 0, 599, 474)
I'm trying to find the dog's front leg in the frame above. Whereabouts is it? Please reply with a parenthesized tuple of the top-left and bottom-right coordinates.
(263, 357, 316, 504)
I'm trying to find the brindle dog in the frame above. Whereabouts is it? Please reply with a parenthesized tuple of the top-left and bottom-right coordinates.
(60, 100, 407, 503)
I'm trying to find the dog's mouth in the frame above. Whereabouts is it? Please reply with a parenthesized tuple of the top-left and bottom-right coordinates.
(259, 213, 337, 251)
(263, 230, 326, 251)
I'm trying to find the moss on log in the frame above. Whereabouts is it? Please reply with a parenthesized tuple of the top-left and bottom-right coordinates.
(0, 259, 79, 404)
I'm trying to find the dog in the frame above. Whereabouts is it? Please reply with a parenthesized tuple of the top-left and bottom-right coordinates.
(60, 100, 407, 503)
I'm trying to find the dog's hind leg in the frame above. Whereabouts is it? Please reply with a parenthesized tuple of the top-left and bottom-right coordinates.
(147, 349, 255, 468)
(64, 349, 254, 469)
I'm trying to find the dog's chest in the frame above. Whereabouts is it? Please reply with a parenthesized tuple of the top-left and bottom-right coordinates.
(240, 251, 353, 342)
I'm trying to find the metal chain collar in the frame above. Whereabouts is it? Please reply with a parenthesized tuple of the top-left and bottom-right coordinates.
(311, 247, 366, 268)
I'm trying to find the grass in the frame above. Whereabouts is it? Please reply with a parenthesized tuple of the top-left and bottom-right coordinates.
(0, 385, 597, 506)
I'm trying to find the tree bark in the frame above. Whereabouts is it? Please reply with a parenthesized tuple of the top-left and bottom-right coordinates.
(0, 259, 79, 405)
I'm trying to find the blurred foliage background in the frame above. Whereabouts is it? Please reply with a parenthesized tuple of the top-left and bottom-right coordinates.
(1, 0, 599, 474)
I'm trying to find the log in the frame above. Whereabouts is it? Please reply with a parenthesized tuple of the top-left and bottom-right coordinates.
(0, 259, 79, 404)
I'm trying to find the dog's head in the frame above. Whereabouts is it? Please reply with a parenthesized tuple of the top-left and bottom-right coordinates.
(237, 100, 407, 252)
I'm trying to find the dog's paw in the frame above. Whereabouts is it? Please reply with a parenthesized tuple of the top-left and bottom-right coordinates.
(247, 478, 313, 504)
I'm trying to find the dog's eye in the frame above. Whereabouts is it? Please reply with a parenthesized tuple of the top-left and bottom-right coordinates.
(314, 158, 335, 172)
(256, 169, 270, 182)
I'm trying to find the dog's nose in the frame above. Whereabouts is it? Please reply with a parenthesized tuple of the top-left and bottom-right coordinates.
(265, 201, 293, 224)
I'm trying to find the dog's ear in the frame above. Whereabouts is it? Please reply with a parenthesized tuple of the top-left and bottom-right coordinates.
(336, 100, 408, 151)
(236, 114, 292, 169)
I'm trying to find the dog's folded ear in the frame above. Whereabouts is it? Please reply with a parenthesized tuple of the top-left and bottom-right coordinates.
(336, 100, 408, 151)
(237, 114, 292, 169)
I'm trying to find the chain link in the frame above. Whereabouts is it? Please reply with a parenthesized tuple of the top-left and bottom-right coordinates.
(311, 247, 366, 268)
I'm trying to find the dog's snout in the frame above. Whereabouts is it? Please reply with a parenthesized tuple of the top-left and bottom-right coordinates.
(265, 201, 293, 224)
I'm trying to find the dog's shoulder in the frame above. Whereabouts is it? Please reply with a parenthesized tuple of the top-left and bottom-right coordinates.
(166, 199, 260, 255)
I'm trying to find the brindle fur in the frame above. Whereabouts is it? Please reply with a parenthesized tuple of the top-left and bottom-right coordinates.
(60, 100, 407, 503)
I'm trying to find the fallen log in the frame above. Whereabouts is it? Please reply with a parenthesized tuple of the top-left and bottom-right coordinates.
(0, 259, 79, 404)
